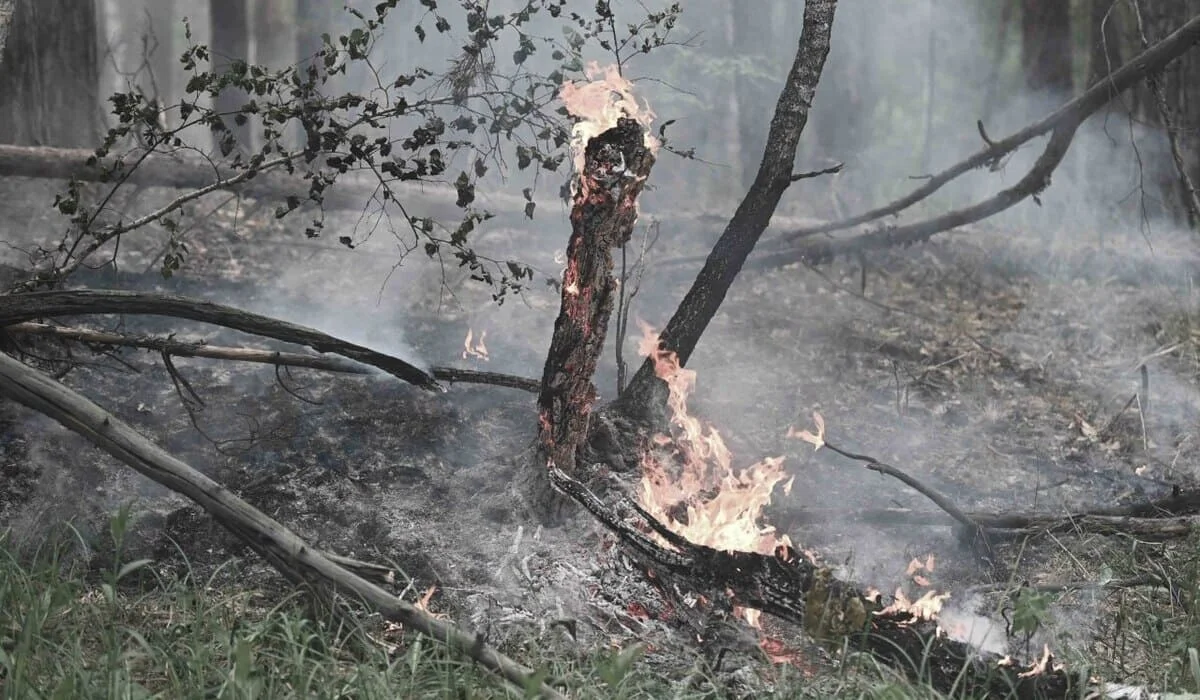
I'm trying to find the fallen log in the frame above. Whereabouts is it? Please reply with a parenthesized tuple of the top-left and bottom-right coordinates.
(0, 350, 562, 699)
(0, 290, 440, 390)
(549, 465, 1165, 699)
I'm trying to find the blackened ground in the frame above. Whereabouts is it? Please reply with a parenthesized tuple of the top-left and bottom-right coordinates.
(2, 175, 1198, 688)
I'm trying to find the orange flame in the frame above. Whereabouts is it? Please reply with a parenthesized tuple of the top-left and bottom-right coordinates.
(635, 322, 793, 559)
(878, 588, 950, 622)
(558, 62, 658, 175)
(462, 328, 489, 361)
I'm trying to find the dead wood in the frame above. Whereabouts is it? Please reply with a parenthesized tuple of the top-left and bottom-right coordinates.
(549, 466, 1105, 700)
(431, 366, 539, 393)
(0, 290, 440, 390)
(0, 350, 563, 699)
(751, 116, 1083, 269)
(773, 11, 1200, 245)
(536, 117, 655, 480)
(615, 0, 838, 420)
(2, 322, 541, 392)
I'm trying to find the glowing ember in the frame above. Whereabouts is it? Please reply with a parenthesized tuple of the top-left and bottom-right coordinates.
(558, 61, 658, 175)
(635, 322, 793, 558)
(462, 328, 489, 361)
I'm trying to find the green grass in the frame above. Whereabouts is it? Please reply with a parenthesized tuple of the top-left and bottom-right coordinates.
(2, 511, 1199, 699)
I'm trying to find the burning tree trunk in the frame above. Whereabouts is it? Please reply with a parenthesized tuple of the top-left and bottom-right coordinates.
(532, 116, 655, 513)
(615, 0, 837, 422)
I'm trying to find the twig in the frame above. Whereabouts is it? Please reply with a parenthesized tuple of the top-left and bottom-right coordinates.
(790, 162, 844, 181)
(966, 574, 1165, 596)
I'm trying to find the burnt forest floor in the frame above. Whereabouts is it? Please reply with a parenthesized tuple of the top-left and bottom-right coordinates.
(3, 176, 1200, 697)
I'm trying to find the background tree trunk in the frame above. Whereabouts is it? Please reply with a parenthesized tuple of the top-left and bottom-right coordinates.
(1020, 0, 1073, 94)
(0, 0, 100, 147)
(210, 0, 251, 152)
(731, 1, 776, 192)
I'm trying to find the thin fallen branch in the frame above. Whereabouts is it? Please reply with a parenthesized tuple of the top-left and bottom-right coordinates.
(5, 323, 541, 392)
(775, 12, 1200, 244)
(0, 351, 562, 699)
(6, 322, 373, 374)
(0, 290, 441, 391)
(771, 504, 1198, 541)
(431, 366, 540, 393)
(818, 438, 988, 544)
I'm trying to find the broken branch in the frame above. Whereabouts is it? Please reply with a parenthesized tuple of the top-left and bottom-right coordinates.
(0, 290, 441, 390)
(775, 12, 1200, 244)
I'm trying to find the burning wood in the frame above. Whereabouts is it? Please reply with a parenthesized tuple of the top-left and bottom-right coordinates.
(536, 66, 656, 480)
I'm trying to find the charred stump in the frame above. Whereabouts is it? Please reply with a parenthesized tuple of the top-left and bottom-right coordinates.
(524, 117, 655, 520)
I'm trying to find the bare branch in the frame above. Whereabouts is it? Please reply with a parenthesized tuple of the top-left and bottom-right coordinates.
(0, 290, 441, 390)
(751, 117, 1082, 268)
(790, 161, 844, 181)
(775, 12, 1200, 244)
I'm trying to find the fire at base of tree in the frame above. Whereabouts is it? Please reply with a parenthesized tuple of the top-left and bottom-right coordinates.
(2, 1, 1200, 699)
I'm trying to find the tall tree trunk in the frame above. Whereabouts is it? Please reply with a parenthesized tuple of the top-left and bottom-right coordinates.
(252, 0, 293, 68)
(98, 0, 176, 113)
(0, 0, 100, 148)
(1087, 0, 1123, 86)
(210, 0, 250, 152)
(616, 0, 838, 420)
(1020, 0, 1073, 94)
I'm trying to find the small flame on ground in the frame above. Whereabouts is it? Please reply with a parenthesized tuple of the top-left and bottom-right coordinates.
(462, 328, 489, 361)
(414, 585, 446, 620)
(558, 62, 658, 175)
(879, 588, 951, 622)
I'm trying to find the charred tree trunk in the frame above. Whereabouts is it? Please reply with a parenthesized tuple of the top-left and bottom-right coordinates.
(1020, 0, 1073, 94)
(0, 0, 100, 148)
(0, 0, 13, 60)
(210, 0, 250, 152)
(528, 119, 655, 518)
(615, 0, 837, 421)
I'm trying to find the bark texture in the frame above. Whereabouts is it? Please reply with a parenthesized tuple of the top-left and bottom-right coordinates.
(0, 0, 99, 147)
(537, 118, 655, 476)
(617, 0, 837, 418)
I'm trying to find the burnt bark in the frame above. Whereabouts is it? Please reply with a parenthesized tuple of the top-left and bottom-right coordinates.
(1021, 0, 1073, 94)
(0, 290, 440, 390)
(0, 0, 100, 148)
(615, 0, 837, 420)
(533, 118, 655, 511)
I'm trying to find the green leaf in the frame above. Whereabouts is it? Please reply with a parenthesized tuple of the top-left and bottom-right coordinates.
(116, 559, 154, 582)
